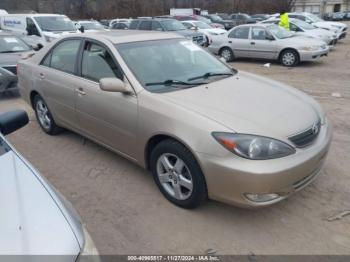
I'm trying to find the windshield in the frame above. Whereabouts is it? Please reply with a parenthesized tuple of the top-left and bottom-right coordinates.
(163, 20, 187, 31)
(292, 19, 316, 30)
(196, 16, 211, 24)
(307, 13, 323, 22)
(268, 24, 294, 39)
(34, 16, 76, 32)
(218, 14, 230, 20)
(116, 39, 235, 93)
(0, 36, 31, 53)
(80, 21, 105, 30)
(193, 21, 212, 29)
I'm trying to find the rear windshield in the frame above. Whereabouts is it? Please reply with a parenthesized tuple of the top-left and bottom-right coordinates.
(0, 36, 31, 53)
(34, 16, 76, 32)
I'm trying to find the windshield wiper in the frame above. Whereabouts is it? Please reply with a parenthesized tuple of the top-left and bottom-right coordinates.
(0, 50, 20, 54)
(145, 79, 207, 88)
(188, 72, 234, 82)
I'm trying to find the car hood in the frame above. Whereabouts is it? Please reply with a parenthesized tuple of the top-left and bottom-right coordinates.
(313, 21, 346, 30)
(278, 35, 325, 46)
(160, 71, 319, 140)
(203, 28, 227, 35)
(0, 51, 32, 67)
(175, 30, 202, 37)
(0, 150, 80, 256)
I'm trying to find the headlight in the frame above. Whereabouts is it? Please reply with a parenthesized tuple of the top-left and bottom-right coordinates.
(212, 133, 295, 160)
(300, 45, 320, 51)
(77, 226, 100, 261)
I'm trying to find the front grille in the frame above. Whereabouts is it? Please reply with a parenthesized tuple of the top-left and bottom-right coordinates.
(288, 120, 321, 148)
(2, 66, 17, 75)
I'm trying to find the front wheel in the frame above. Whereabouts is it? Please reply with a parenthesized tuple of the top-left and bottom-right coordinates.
(33, 95, 62, 135)
(280, 49, 299, 67)
(219, 47, 234, 62)
(150, 139, 207, 209)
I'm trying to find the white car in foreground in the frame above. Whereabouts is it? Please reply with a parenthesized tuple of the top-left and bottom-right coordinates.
(261, 18, 338, 46)
(0, 110, 99, 260)
(182, 20, 227, 45)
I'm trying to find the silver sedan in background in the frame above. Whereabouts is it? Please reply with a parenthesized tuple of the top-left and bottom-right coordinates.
(209, 24, 329, 66)
(0, 110, 99, 260)
(261, 18, 338, 46)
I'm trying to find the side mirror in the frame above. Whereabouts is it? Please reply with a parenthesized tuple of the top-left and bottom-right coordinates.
(79, 26, 85, 33)
(33, 43, 44, 51)
(100, 78, 131, 93)
(190, 26, 198, 31)
(266, 34, 275, 41)
(0, 110, 29, 136)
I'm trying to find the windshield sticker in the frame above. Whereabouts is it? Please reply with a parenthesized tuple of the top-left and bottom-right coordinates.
(180, 41, 201, 51)
(3, 37, 19, 43)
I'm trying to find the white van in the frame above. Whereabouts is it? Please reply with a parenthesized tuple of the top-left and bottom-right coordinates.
(0, 14, 79, 47)
(0, 9, 8, 16)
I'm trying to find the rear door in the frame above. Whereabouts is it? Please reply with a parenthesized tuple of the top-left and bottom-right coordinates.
(35, 39, 82, 129)
(249, 26, 277, 59)
(227, 26, 251, 58)
(75, 40, 138, 158)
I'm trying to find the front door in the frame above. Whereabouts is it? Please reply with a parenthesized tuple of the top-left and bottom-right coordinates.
(75, 41, 138, 158)
(249, 26, 277, 59)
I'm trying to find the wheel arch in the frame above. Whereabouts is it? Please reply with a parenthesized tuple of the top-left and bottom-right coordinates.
(278, 47, 300, 62)
(144, 133, 203, 173)
(30, 90, 42, 109)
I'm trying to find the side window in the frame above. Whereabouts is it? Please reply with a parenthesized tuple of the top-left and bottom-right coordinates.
(41, 52, 52, 67)
(152, 21, 164, 31)
(129, 20, 140, 29)
(113, 23, 128, 30)
(49, 40, 81, 74)
(26, 18, 40, 37)
(290, 23, 299, 32)
(139, 21, 152, 30)
(81, 42, 122, 82)
(231, 14, 237, 19)
(229, 27, 250, 39)
(251, 27, 267, 40)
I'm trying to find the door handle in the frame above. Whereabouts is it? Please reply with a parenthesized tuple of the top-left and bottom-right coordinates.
(39, 72, 45, 79)
(76, 87, 86, 96)
(250, 42, 256, 45)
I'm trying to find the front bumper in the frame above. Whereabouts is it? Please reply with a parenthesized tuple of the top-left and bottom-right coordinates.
(0, 68, 18, 93)
(299, 46, 329, 62)
(197, 119, 332, 208)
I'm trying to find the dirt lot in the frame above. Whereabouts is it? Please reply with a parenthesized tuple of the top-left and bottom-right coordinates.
(1, 25, 350, 255)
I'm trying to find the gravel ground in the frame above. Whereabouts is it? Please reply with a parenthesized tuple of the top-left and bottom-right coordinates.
(1, 24, 349, 255)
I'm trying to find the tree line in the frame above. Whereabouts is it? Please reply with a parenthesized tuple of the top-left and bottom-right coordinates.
(1, 0, 295, 19)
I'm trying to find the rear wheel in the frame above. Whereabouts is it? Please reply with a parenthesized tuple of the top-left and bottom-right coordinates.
(219, 47, 234, 62)
(150, 139, 207, 209)
(280, 49, 299, 67)
(33, 95, 62, 135)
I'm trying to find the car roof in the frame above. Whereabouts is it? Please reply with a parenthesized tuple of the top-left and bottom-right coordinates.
(65, 30, 184, 44)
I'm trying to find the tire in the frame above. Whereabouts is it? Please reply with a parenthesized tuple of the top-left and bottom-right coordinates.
(280, 49, 299, 67)
(33, 95, 62, 135)
(150, 139, 207, 209)
(219, 47, 234, 62)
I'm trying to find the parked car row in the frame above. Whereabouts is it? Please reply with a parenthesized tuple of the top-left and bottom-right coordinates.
(324, 11, 350, 21)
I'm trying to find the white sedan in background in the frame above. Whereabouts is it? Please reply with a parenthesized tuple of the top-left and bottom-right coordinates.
(182, 20, 227, 45)
(261, 18, 338, 46)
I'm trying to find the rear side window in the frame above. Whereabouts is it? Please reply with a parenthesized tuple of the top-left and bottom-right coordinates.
(81, 42, 122, 82)
(229, 27, 250, 39)
(139, 21, 152, 30)
(41, 40, 81, 74)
